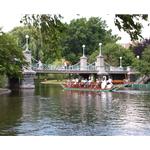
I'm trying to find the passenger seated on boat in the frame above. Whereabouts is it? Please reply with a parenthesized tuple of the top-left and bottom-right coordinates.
(81, 79, 88, 87)
(66, 79, 72, 87)
(70, 78, 76, 87)
(79, 79, 84, 87)
(94, 79, 100, 89)
(101, 76, 107, 89)
(72, 78, 75, 82)
(73, 78, 79, 87)
(75, 78, 79, 83)
(86, 78, 93, 87)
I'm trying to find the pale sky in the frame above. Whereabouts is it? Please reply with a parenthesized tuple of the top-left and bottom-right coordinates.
(0, 0, 150, 43)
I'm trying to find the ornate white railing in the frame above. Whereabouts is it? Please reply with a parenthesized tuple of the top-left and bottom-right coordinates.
(32, 63, 130, 72)
(31, 58, 134, 73)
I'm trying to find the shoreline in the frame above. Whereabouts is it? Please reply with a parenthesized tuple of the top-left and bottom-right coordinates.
(0, 88, 11, 95)
(40, 80, 65, 85)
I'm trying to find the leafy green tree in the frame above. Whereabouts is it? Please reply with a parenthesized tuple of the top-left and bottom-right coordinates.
(130, 38, 150, 58)
(61, 17, 119, 63)
(104, 43, 135, 67)
(89, 42, 135, 67)
(20, 14, 65, 64)
(10, 26, 43, 63)
(133, 46, 150, 76)
(0, 32, 26, 77)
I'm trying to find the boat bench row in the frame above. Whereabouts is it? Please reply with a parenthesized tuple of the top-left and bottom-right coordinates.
(65, 81, 104, 89)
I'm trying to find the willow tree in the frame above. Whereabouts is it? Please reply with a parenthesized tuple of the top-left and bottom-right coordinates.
(10, 26, 42, 64)
(20, 14, 65, 64)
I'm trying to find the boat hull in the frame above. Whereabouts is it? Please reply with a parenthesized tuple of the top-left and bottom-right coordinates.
(61, 84, 116, 92)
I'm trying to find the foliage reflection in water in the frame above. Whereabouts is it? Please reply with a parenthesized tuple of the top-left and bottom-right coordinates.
(0, 84, 150, 135)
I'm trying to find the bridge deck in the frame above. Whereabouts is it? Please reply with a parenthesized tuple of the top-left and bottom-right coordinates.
(34, 69, 128, 74)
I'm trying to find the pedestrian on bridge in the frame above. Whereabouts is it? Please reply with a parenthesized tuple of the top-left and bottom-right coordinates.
(38, 60, 43, 70)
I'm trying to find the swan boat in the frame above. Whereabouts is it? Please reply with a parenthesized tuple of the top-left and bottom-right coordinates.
(61, 82, 117, 92)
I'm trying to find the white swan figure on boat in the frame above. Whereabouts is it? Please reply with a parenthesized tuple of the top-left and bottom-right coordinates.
(106, 77, 113, 89)
(101, 76, 107, 89)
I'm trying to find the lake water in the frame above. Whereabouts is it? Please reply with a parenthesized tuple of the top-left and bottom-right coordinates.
(0, 84, 150, 136)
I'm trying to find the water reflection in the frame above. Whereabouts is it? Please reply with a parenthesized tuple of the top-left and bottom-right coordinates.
(0, 85, 150, 135)
(61, 91, 113, 124)
(0, 91, 23, 135)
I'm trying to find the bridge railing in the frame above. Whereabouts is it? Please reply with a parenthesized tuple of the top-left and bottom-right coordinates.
(32, 63, 81, 71)
(32, 62, 136, 74)
(109, 66, 128, 72)
(104, 62, 128, 72)
(32, 63, 62, 70)
(87, 62, 96, 71)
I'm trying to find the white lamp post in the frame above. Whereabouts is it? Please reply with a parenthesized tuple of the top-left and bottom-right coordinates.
(119, 56, 122, 68)
(99, 43, 102, 56)
(82, 44, 85, 56)
(25, 35, 29, 51)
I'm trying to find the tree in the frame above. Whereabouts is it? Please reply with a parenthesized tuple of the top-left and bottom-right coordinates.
(133, 46, 150, 76)
(10, 26, 42, 63)
(115, 14, 149, 41)
(20, 14, 65, 64)
(130, 38, 150, 77)
(61, 17, 119, 63)
(0, 32, 26, 76)
(89, 42, 135, 67)
(131, 38, 150, 58)
(18, 14, 150, 66)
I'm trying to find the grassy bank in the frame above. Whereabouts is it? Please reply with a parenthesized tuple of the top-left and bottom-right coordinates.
(40, 80, 66, 85)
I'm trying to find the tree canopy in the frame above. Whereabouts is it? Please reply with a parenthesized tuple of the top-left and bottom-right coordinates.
(132, 40, 150, 76)
(89, 42, 135, 67)
(61, 17, 120, 63)
(0, 31, 26, 76)
(13, 16, 120, 64)
(20, 14, 65, 64)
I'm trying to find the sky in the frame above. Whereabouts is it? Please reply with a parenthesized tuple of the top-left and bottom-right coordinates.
(0, 0, 150, 43)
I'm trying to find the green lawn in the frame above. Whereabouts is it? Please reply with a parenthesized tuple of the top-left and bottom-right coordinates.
(40, 80, 66, 85)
